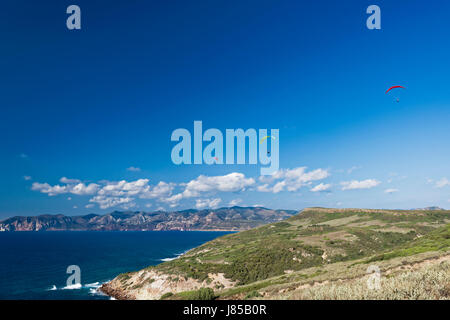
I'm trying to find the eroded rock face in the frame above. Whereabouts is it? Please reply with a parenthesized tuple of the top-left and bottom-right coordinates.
(100, 270, 235, 300)
(0, 215, 74, 231)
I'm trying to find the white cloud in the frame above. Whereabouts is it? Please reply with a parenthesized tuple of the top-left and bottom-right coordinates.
(258, 167, 329, 193)
(97, 179, 151, 197)
(195, 198, 222, 209)
(71, 183, 100, 195)
(85, 204, 94, 208)
(89, 195, 134, 210)
(23, 176, 32, 181)
(257, 184, 271, 192)
(140, 181, 175, 199)
(60, 177, 81, 184)
(145, 203, 152, 208)
(341, 179, 380, 190)
(162, 173, 253, 207)
(229, 199, 243, 206)
(163, 193, 183, 205)
(435, 178, 450, 188)
(186, 173, 255, 196)
(67, 197, 72, 200)
(96, 179, 174, 200)
(88, 179, 174, 209)
(32, 178, 170, 210)
(385, 188, 399, 194)
(32, 180, 99, 196)
(310, 183, 332, 192)
(170, 173, 255, 202)
(30, 168, 329, 210)
(32, 182, 68, 196)
(126, 166, 141, 172)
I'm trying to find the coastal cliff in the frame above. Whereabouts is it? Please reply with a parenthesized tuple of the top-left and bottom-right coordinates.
(0, 207, 296, 232)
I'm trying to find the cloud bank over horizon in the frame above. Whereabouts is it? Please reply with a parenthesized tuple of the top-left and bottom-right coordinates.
(28, 166, 397, 211)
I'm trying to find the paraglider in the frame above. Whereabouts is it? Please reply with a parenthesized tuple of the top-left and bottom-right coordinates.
(260, 136, 275, 156)
(385, 85, 405, 94)
(385, 86, 405, 102)
(259, 135, 276, 144)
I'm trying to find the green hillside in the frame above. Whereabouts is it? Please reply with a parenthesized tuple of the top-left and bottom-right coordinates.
(101, 208, 450, 300)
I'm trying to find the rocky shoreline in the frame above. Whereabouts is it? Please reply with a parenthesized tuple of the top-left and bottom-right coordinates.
(99, 268, 235, 300)
(99, 282, 130, 300)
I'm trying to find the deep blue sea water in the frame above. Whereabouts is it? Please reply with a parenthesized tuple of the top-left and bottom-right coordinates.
(0, 231, 231, 300)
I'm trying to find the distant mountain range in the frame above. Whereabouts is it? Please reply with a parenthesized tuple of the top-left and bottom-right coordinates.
(412, 206, 445, 211)
(0, 207, 297, 232)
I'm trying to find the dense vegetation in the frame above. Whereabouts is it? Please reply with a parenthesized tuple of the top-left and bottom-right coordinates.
(366, 223, 450, 263)
(106, 208, 450, 300)
(153, 208, 450, 285)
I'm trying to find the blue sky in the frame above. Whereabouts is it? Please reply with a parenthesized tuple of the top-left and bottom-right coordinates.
(1, 0, 450, 218)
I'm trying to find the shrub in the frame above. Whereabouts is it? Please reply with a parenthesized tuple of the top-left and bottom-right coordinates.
(160, 292, 174, 300)
(289, 261, 450, 300)
(180, 288, 216, 300)
(244, 291, 262, 299)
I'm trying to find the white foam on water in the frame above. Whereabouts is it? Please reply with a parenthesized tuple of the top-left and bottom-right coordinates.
(47, 282, 102, 292)
(62, 283, 82, 290)
(87, 280, 110, 296)
(160, 250, 188, 262)
(160, 257, 176, 262)
(85, 282, 100, 288)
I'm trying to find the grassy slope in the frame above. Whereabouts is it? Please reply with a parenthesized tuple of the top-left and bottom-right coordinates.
(217, 223, 450, 299)
(111, 208, 450, 299)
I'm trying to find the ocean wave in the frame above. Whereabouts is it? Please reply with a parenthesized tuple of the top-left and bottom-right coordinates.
(160, 257, 176, 262)
(62, 283, 82, 290)
(88, 281, 110, 296)
(85, 282, 100, 288)
(160, 250, 188, 262)
(47, 283, 99, 291)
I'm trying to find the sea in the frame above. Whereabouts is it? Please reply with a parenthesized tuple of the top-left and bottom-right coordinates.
(0, 231, 231, 300)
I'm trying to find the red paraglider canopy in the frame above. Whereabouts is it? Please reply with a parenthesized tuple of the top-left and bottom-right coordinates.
(385, 86, 405, 94)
